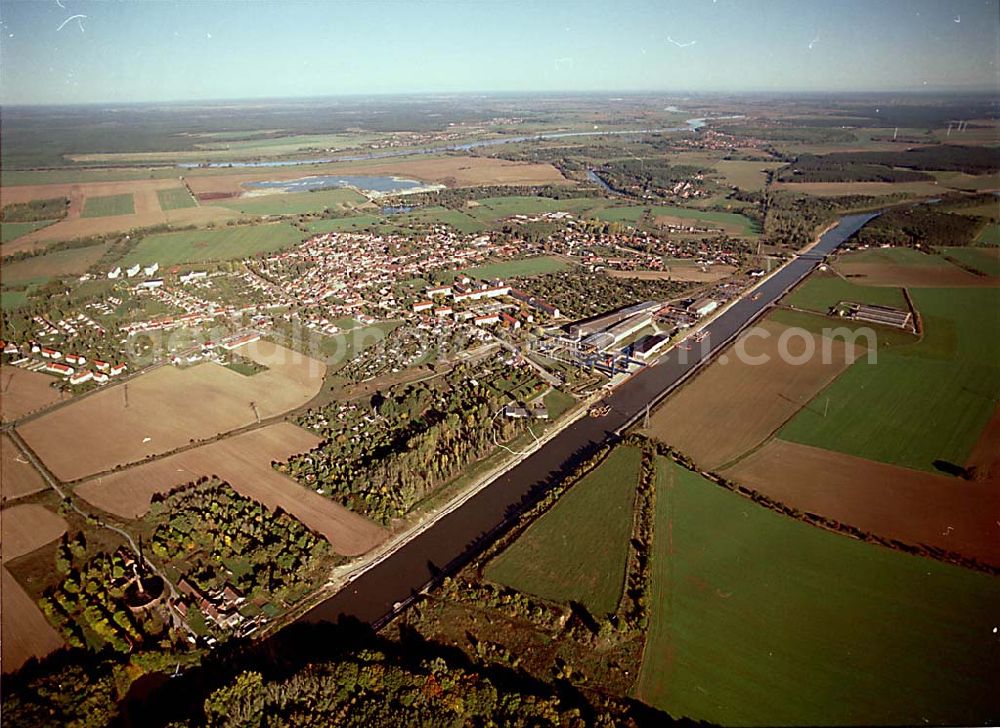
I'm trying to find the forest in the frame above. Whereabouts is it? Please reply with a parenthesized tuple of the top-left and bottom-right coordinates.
(780, 145, 1000, 178)
(512, 269, 694, 318)
(282, 361, 547, 524)
(1, 197, 69, 223)
(776, 153, 932, 183)
(853, 205, 987, 248)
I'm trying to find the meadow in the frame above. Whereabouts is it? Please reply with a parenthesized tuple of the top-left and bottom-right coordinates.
(1, 221, 57, 244)
(940, 246, 1000, 276)
(650, 204, 759, 235)
(779, 286, 1000, 472)
(638, 458, 1000, 726)
(216, 188, 366, 215)
(783, 271, 907, 312)
(156, 187, 197, 211)
(81, 193, 135, 218)
(462, 255, 568, 280)
(484, 446, 641, 617)
(976, 222, 1000, 245)
(1, 243, 111, 286)
(120, 223, 306, 266)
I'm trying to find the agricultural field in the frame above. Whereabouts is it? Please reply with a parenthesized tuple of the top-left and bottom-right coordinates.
(19, 340, 325, 481)
(0, 243, 111, 286)
(0, 290, 28, 311)
(976, 223, 1000, 245)
(155, 187, 197, 210)
(306, 214, 384, 233)
(120, 222, 307, 266)
(216, 188, 367, 215)
(392, 206, 487, 233)
(724, 439, 1000, 565)
(836, 246, 991, 286)
(780, 287, 1000, 473)
(1, 504, 68, 563)
(184, 156, 569, 199)
(81, 194, 135, 218)
(0, 434, 46, 503)
(638, 458, 1000, 726)
(0, 367, 63, 423)
(649, 204, 759, 236)
(772, 180, 946, 197)
(462, 255, 568, 279)
(643, 319, 865, 470)
(608, 264, 736, 283)
(464, 195, 609, 221)
(75, 423, 386, 557)
(1, 220, 57, 244)
(1, 568, 65, 674)
(783, 271, 907, 312)
(712, 159, 785, 191)
(940, 246, 1000, 277)
(484, 446, 641, 617)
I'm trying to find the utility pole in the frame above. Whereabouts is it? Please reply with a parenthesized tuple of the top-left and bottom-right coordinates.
(250, 401, 260, 424)
(824, 397, 829, 418)
(643, 402, 650, 429)
(123, 383, 129, 409)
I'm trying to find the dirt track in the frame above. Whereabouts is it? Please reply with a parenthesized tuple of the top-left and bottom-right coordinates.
(724, 438, 1000, 566)
(19, 341, 325, 481)
(75, 423, 387, 557)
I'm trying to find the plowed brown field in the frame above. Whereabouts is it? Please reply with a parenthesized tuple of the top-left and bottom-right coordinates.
(1, 434, 46, 503)
(724, 439, 1000, 566)
(642, 319, 863, 470)
(19, 341, 325, 481)
(0, 367, 62, 423)
(75, 423, 386, 556)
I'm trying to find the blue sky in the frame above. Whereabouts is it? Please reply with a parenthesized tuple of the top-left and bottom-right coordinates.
(0, 0, 997, 104)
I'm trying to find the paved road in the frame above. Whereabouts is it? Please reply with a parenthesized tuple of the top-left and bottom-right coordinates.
(300, 212, 879, 629)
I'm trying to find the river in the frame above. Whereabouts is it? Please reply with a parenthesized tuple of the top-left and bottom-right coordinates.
(178, 117, 713, 170)
(116, 210, 878, 725)
(297, 211, 879, 628)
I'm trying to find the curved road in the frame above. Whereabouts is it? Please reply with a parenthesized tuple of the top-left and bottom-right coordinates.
(300, 212, 879, 629)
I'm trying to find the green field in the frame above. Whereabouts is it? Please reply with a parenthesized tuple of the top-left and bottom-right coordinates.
(156, 187, 197, 211)
(81, 193, 135, 218)
(120, 223, 306, 266)
(941, 201, 1000, 221)
(940, 246, 1000, 276)
(976, 222, 1000, 246)
(306, 215, 384, 233)
(840, 246, 947, 267)
(1, 220, 57, 244)
(393, 206, 487, 234)
(485, 446, 641, 617)
(217, 188, 367, 215)
(1, 243, 111, 286)
(462, 255, 568, 280)
(780, 286, 1000, 472)
(713, 159, 784, 192)
(639, 458, 1000, 726)
(465, 195, 611, 222)
(650, 204, 760, 235)
(783, 271, 907, 312)
(1, 289, 29, 310)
